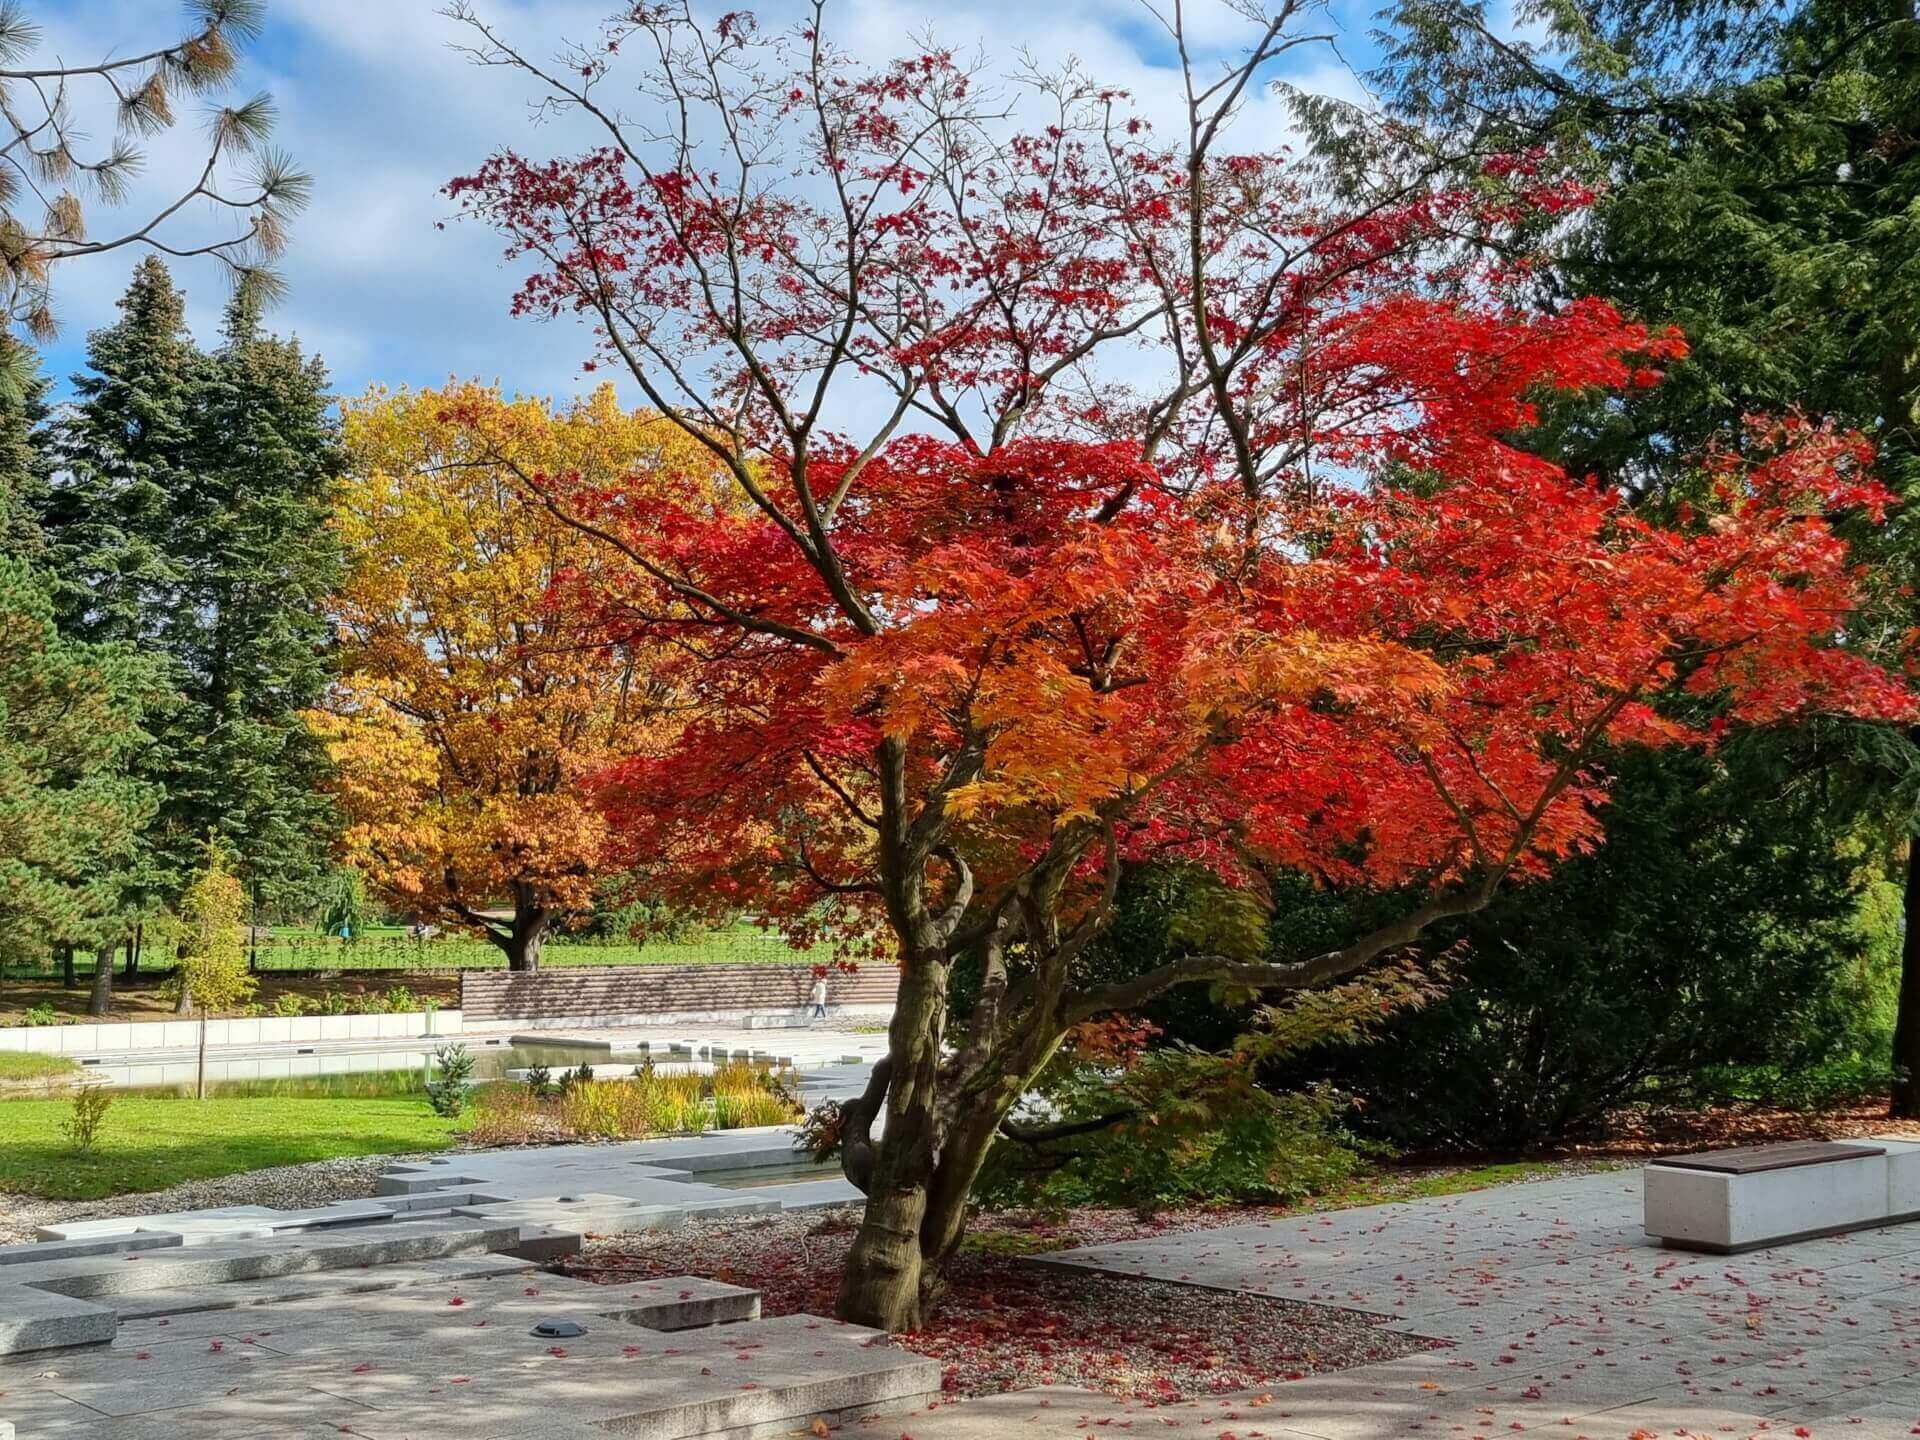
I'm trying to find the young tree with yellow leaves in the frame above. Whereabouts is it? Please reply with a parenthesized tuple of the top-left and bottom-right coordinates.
(312, 383, 703, 970)
(170, 845, 253, 1097)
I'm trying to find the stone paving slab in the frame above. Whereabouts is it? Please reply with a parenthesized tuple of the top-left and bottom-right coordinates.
(863, 1166, 1920, 1440)
(36, 1200, 398, 1245)
(0, 1236, 181, 1268)
(0, 1288, 116, 1357)
(104, 1253, 538, 1320)
(4, 1217, 528, 1301)
(1, 1263, 938, 1440)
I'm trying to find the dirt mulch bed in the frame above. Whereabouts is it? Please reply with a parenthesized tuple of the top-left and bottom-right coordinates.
(1556, 1096, 1920, 1159)
(562, 1208, 1441, 1401)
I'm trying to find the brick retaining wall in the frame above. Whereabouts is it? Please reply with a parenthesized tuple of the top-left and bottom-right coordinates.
(457, 963, 897, 1025)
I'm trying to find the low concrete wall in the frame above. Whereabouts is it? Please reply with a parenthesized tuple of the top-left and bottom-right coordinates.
(0, 1010, 462, 1056)
(459, 963, 897, 1027)
(79, 1044, 457, 1088)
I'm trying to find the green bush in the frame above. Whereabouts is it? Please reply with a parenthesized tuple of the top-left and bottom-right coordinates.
(63, 1084, 114, 1152)
(21, 1002, 59, 1027)
(1290, 745, 1895, 1148)
(977, 1047, 1369, 1213)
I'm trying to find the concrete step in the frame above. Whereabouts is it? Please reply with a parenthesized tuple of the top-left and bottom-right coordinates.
(0, 1285, 116, 1356)
(37, 1199, 397, 1245)
(0, 1232, 181, 1266)
(0, 1217, 533, 1304)
(246, 1308, 941, 1440)
(109, 1253, 541, 1320)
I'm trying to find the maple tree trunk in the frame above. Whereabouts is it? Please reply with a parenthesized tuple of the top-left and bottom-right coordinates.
(500, 888, 550, 972)
(1891, 836, 1920, 1118)
(836, 938, 1054, 1330)
(837, 946, 951, 1330)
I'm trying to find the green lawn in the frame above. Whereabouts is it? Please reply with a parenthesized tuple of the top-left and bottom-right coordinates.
(2, 921, 843, 983)
(0, 1095, 457, 1199)
(0, 1051, 77, 1081)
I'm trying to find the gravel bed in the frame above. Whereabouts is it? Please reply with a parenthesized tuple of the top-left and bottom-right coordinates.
(564, 1208, 1441, 1401)
(0, 1153, 398, 1244)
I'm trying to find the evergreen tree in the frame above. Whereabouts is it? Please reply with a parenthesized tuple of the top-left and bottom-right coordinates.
(0, 555, 159, 983)
(1366, 0, 1920, 1108)
(0, 334, 51, 560)
(37, 258, 341, 903)
(40, 257, 202, 649)
(170, 289, 343, 900)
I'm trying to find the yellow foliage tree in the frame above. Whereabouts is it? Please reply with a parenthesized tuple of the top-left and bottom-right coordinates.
(312, 383, 705, 969)
(173, 847, 254, 1015)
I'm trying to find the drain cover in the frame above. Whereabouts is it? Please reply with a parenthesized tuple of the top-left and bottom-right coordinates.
(531, 1319, 588, 1339)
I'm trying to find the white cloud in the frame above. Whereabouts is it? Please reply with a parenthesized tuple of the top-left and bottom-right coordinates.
(36, 0, 1391, 405)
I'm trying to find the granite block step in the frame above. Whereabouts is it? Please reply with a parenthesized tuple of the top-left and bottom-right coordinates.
(0, 1232, 182, 1266)
(37, 1200, 401, 1246)
(252, 1309, 940, 1440)
(107, 1253, 542, 1320)
(5, 1218, 525, 1299)
(0, 1286, 116, 1355)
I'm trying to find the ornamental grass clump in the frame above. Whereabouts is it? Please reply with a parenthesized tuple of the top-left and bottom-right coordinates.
(460, 1059, 801, 1145)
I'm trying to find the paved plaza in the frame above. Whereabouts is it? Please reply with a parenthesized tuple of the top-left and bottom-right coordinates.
(10, 1165, 1920, 1437)
(852, 1166, 1920, 1439)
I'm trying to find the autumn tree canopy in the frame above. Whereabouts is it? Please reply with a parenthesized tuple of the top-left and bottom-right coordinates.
(313, 383, 710, 970)
(448, 0, 1914, 1328)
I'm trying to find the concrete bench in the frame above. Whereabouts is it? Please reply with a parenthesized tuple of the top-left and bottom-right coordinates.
(1644, 1137, 1920, 1252)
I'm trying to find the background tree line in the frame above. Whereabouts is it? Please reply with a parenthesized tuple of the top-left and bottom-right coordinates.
(0, 256, 338, 1009)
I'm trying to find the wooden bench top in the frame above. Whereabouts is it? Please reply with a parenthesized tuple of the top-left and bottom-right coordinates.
(1652, 1140, 1886, 1175)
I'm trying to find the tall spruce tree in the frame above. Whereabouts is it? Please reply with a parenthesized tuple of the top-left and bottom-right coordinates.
(37, 258, 341, 906)
(40, 257, 202, 650)
(177, 290, 343, 900)
(0, 334, 50, 560)
(1365, 0, 1920, 1109)
(0, 554, 159, 986)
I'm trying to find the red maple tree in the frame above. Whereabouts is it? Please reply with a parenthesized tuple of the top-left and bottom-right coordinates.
(446, 0, 1911, 1329)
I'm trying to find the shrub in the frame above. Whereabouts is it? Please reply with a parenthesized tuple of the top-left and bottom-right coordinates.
(457, 1062, 798, 1147)
(560, 1078, 624, 1137)
(524, 1063, 553, 1097)
(63, 1083, 114, 1152)
(462, 1083, 551, 1145)
(21, 1002, 58, 1027)
(424, 1043, 474, 1118)
(977, 1048, 1370, 1214)
(382, 985, 417, 1015)
(164, 848, 256, 1016)
(269, 993, 313, 1018)
(716, 1089, 797, 1129)
(1296, 744, 1895, 1148)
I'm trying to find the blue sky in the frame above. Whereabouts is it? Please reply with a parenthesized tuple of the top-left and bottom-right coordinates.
(37, 0, 1406, 405)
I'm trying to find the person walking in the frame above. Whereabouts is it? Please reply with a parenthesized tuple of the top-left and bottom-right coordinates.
(808, 972, 829, 1021)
